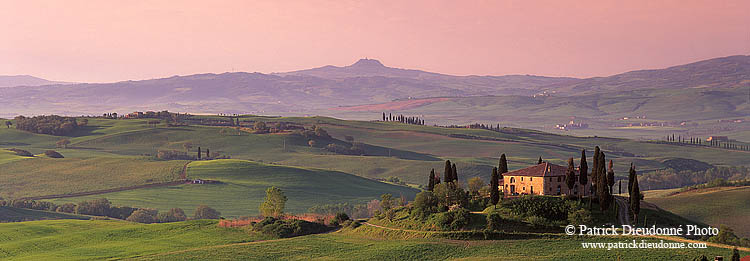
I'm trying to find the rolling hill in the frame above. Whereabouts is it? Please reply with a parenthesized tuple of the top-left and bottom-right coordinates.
(0, 75, 69, 88)
(647, 186, 750, 238)
(2, 55, 747, 123)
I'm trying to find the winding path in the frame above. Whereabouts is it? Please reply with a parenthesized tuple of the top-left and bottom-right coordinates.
(614, 196, 631, 226)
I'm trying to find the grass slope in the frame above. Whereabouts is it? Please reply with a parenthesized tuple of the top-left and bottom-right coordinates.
(647, 186, 750, 238)
(0, 219, 269, 260)
(0, 156, 186, 199)
(0, 207, 90, 222)
(50, 159, 419, 217)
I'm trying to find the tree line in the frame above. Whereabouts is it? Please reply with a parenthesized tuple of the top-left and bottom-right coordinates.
(13, 115, 81, 136)
(664, 134, 749, 151)
(382, 112, 425, 125)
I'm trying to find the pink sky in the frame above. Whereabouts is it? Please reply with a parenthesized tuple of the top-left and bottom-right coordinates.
(1, 0, 748, 83)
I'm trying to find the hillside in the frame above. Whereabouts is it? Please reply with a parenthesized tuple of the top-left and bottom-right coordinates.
(647, 186, 750, 238)
(2, 56, 747, 123)
(0, 219, 743, 260)
(0, 75, 69, 88)
(50, 159, 419, 217)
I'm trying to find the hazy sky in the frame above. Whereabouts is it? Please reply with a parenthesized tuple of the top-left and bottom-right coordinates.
(1, 0, 748, 83)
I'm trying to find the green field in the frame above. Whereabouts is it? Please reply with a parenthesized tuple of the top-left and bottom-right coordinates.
(647, 186, 750, 238)
(49, 159, 419, 217)
(0, 219, 270, 260)
(0, 207, 90, 222)
(0, 219, 743, 260)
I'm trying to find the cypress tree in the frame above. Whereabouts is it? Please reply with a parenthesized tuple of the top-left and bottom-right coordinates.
(565, 157, 576, 195)
(197, 147, 201, 160)
(451, 163, 458, 183)
(537, 157, 543, 164)
(592, 146, 600, 193)
(607, 160, 615, 194)
(498, 153, 508, 180)
(444, 160, 452, 183)
(206, 148, 210, 158)
(597, 152, 610, 211)
(428, 169, 436, 191)
(579, 149, 588, 198)
(628, 163, 636, 193)
(382, 112, 385, 121)
(490, 167, 500, 206)
(630, 167, 641, 224)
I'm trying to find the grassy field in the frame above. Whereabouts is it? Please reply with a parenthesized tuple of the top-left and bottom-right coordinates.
(0, 155, 186, 199)
(49, 159, 419, 217)
(0, 219, 270, 260)
(647, 186, 750, 238)
(141, 226, 746, 260)
(0, 219, 743, 260)
(0, 207, 90, 222)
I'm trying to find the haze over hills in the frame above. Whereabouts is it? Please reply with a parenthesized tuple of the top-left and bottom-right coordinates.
(1, 56, 748, 131)
(0, 75, 70, 88)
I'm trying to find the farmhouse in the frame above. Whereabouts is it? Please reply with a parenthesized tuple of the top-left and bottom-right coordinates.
(502, 162, 590, 196)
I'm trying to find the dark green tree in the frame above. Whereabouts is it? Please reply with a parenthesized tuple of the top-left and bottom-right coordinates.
(537, 157, 543, 164)
(597, 152, 610, 211)
(565, 157, 576, 195)
(579, 149, 588, 198)
(628, 163, 636, 193)
(428, 169, 436, 191)
(197, 147, 201, 159)
(451, 163, 458, 183)
(630, 167, 641, 224)
(498, 154, 508, 174)
(731, 248, 740, 261)
(490, 167, 500, 207)
(444, 160, 452, 183)
(592, 146, 600, 194)
(607, 160, 615, 194)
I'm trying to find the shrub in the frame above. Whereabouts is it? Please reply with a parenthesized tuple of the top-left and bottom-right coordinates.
(56, 203, 76, 213)
(505, 196, 569, 221)
(75, 198, 112, 216)
(525, 215, 552, 227)
(8, 148, 33, 157)
(333, 212, 350, 224)
(157, 150, 194, 160)
(410, 191, 439, 220)
(567, 208, 593, 226)
(486, 212, 502, 231)
(157, 208, 187, 223)
(44, 150, 64, 158)
(193, 205, 221, 219)
(127, 209, 157, 223)
(252, 217, 330, 238)
(430, 208, 471, 231)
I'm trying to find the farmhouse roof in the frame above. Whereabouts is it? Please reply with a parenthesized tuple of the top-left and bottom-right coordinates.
(504, 162, 574, 177)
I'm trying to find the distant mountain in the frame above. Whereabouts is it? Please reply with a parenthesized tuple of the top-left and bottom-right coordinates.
(0, 56, 747, 119)
(0, 75, 69, 88)
(541, 55, 750, 94)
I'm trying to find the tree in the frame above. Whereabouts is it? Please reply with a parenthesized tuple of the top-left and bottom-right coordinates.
(260, 186, 287, 217)
(127, 209, 157, 223)
(197, 147, 202, 160)
(56, 139, 71, 149)
(380, 194, 394, 211)
(428, 169, 436, 191)
(411, 191, 438, 220)
(451, 163, 458, 183)
(565, 157, 576, 195)
(444, 160, 452, 183)
(194, 205, 221, 219)
(182, 142, 193, 152)
(468, 177, 484, 197)
(157, 208, 187, 223)
(592, 146, 600, 192)
(490, 167, 500, 206)
(607, 160, 615, 194)
(597, 152, 610, 211)
(579, 149, 588, 198)
(537, 157, 543, 164)
(630, 168, 641, 224)
(206, 148, 210, 159)
(5, 121, 12, 128)
(628, 163, 636, 193)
